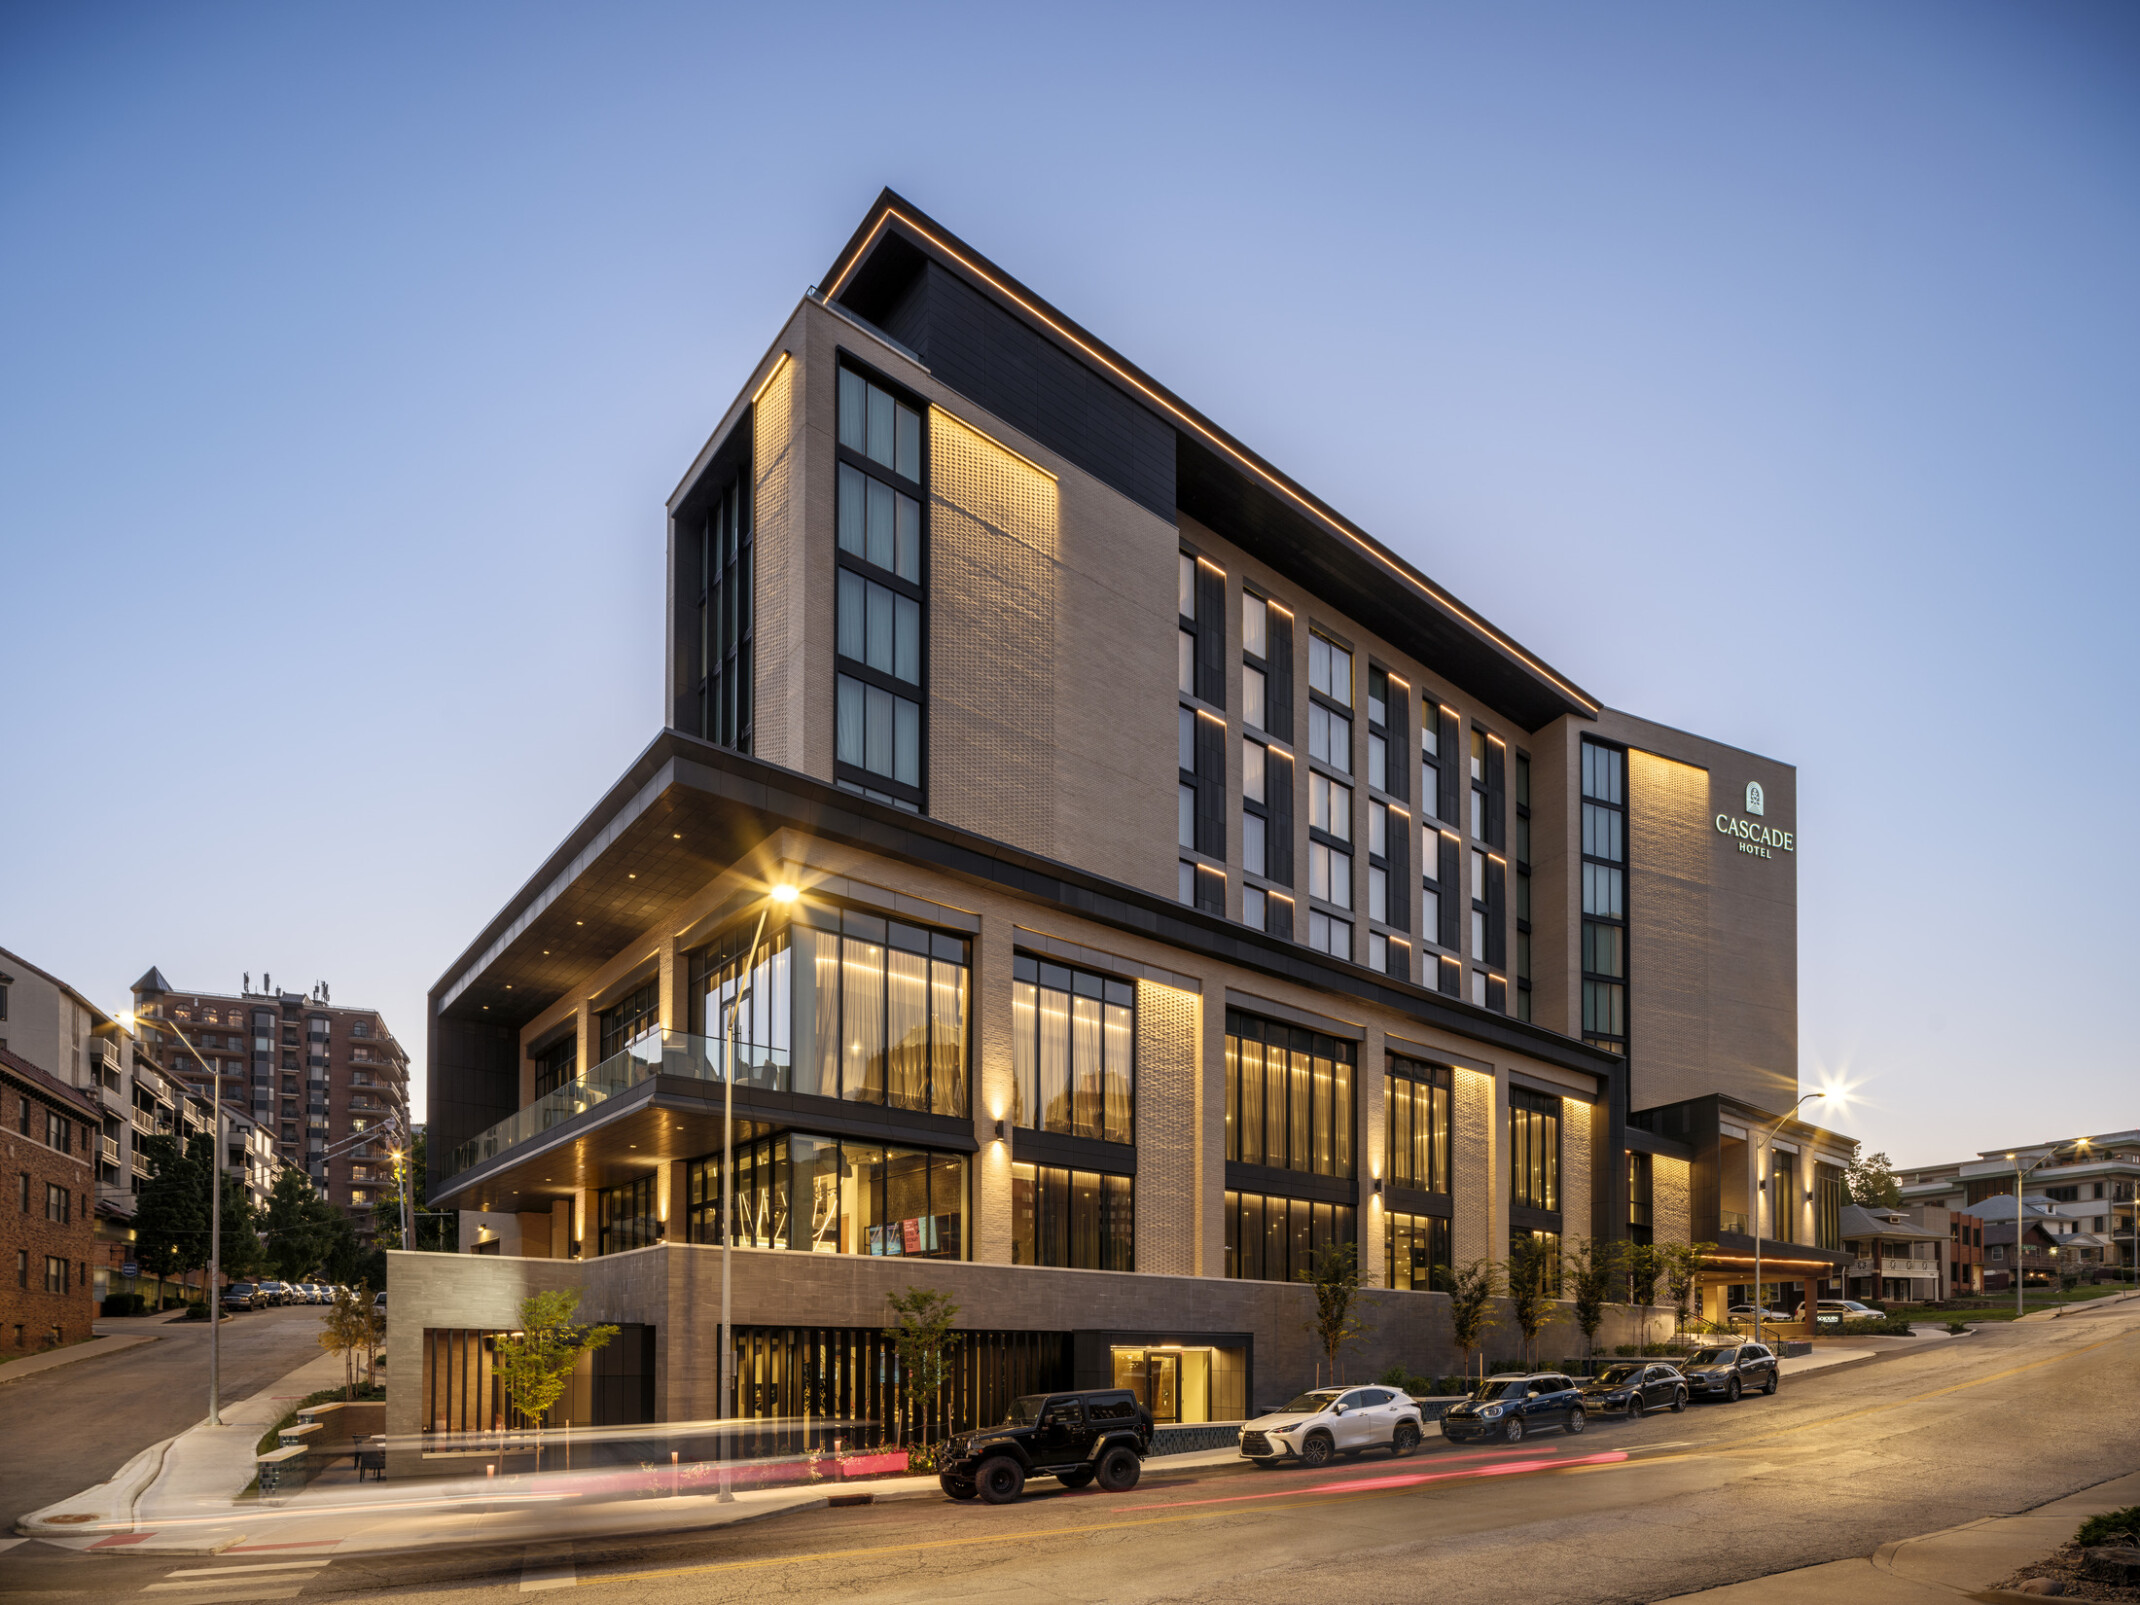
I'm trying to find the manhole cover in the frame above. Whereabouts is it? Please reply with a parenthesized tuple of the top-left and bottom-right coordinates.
(45, 1514, 98, 1524)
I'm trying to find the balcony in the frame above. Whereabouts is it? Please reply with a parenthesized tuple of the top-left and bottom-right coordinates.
(450, 1029, 785, 1177)
(100, 1134, 119, 1164)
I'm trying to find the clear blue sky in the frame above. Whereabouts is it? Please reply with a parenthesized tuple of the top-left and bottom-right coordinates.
(3, 3, 2134, 1167)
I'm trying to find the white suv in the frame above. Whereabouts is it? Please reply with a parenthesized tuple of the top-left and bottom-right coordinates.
(1240, 1385, 1425, 1469)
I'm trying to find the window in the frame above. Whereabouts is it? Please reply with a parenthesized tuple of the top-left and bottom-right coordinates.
(13, 1249, 23, 1288)
(1222, 1010, 1353, 1177)
(1012, 1164, 1132, 1270)
(596, 1175, 658, 1256)
(597, 982, 660, 1062)
(1009, 957, 1133, 1143)
(1386, 1212, 1450, 1292)
(835, 364, 926, 806)
(45, 1109, 70, 1153)
(1817, 1163, 1846, 1251)
(1627, 1151, 1653, 1243)
(44, 1256, 67, 1295)
(45, 1183, 69, 1224)
(1514, 752, 1532, 1022)
(1223, 1190, 1356, 1282)
(533, 1035, 578, 1101)
(1386, 1057, 1451, 1193)
(1307, 909, 1351, 959)
(1511, 1229, 1563, 1297)
(1510, 1088, 1562, 1213)
(1581, 740, 1629, 1054)
(1242, 592, 1293, 745)
(1308, 632, 1351, 708)
(1241, 730, 1292, 927)
(1179, 552, 1225, 708)
(689, 1133, 967, 1259)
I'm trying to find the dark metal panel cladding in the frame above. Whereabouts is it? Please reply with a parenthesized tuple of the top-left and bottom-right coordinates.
(1439, 954, 1460, 998)
(1485, 736, 1506, 851)
(1387, 807, 1409, 934)
(1266, 748, 1295, 888)
(1487, 856, 1507, 970)
(1438, 832, 1461, 951)
(1194, 710, 1226, 859)
(908, 264, 1175, 523)
(1194, 561, 1226, 708)
(1438, 724, 1462, 829)
(1266, 609, 1294, 746)
(426, 1010, 520, 1196)
(1385, 678, 1409, 805)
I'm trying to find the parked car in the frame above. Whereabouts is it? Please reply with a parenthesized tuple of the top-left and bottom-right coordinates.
(1814, 1299, 1884, 1326)
(937, 1390, 1153, 1504)
(1439, 1374, 1587, 1444)
(1578, 1362, 1688, 1418)
(1726, 1304, 1794, 1323)
(221, 1282, 263, 1313)
(1240, 1386, 1426, 1468)
(255, 1281, 288, 1306)
(1679, 1343, 1780, 1402)
(307, 1283, 328, 1304)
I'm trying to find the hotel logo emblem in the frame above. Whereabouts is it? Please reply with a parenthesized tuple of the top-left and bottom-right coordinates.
(1745, 781, 1765, 817)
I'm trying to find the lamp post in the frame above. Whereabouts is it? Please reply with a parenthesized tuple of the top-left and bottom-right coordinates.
(1753, 1092, 1823, 1348)
(717, 883, 797, 1503)
(124, 1006, 230, 1427)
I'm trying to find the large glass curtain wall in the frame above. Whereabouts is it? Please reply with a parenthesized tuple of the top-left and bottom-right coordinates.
(1509, 1088, 1562, 1213)
(1223, 1191, 1356, 1282)
(687, 903, 969, 1116)
(599, 982, 660, 1062)
(1008, 956, 1134, 1144)
(1385, 1058, 1450, 1193)
(598, 1175, 658, 1256)
(1222, 1011, 1354, 1177)
(1386, 1211, 1451, 1291)
(685, 1133, 967, 1260)
(1010, 1163, 1134, 1271)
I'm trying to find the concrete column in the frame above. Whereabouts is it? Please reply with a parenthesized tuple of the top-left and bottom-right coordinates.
(659, 936, 687, 1037)
(1562, 1097, 1593, 1257)
(575, 1000, 595, 1076)
(973, 915, 1015, 1265)
(1361, 1028, 1385, 1285)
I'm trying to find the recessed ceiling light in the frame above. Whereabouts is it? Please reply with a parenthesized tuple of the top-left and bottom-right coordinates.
(672, 833, 681, 840)
(576, 921, 583, 927)
(628, 874, 636, 880)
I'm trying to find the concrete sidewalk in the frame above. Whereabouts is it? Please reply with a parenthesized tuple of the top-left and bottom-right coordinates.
(1661, 1468, 2140, 1601)
(0, 1332, 157, 1386)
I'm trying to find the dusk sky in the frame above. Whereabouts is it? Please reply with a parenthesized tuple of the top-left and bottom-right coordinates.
(3, 3, 2133, 1168)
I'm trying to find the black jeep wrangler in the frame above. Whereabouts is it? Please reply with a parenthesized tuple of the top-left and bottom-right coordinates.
(938, 1390, 1154, 1504)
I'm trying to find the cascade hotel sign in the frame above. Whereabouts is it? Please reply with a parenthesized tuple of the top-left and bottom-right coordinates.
(1717, 781, 1794, 860)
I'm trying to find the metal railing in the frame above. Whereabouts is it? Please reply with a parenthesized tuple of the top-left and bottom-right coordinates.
(448, 1029, 788, 1178)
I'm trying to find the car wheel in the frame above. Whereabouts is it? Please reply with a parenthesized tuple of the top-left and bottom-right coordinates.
(1300, 1431, 1336, 1468)
(1391, 1421, 1422, 1458)
(939, 1473, 977, 1501)
(1565, 1407, 1586, 1436)
(1727, 1377, 1742, 1403)
(1764, 1370, 1779, 1396)
(1627, 1395, 1645, 1420)
(1095, 1446, 1141, 1493)
(975, 1457, 1025, 1505)
(1056, 1468, 1095, 1489)
(1503, 1417, 1526, 1444)
(1671, 1388, 1688, 1413)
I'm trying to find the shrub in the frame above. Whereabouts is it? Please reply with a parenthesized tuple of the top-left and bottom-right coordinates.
(1945, 1321, 1969, 1335)
(1377, 1363, 1413, 1389)
(2076, 1506, 2140, 1548)
(1614, 1344, 1639, 1357)
(1840, 1316, 1919, 1337)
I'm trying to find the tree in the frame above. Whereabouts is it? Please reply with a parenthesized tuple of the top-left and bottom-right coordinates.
(1566, 1237, 1622, 1359)
(1300, 1241, 1368, 1383)
(1664, 1242, 1716, 1334)
(261, 1168, 333, 1283)
(133, 1133, 261, 1298)
(1846, 1150, 1902, 1209)
(884, 1285, 961, 1452)
(1506, 1235, 1560, 1366)
(373, 1128, 456, 1253)
(1436, 1259, 1500, 1383)
(491, 1289, 618, 1470)
(1625, 1242, 1664, 1343)
(319, 1280, 384, 1400)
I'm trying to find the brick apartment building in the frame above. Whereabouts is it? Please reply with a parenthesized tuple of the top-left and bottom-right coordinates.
(130, 971, 411, 1244)
(2, 1046, 99, 1351)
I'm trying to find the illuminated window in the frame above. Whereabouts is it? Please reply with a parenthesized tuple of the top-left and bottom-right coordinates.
(1009, 956, 1133, 1143)
(1581, 740, 1628, 1054)
(834, 363, 926, 808)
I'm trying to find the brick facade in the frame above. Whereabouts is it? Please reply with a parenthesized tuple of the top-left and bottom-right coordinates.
(1, 1049, 99, 1351)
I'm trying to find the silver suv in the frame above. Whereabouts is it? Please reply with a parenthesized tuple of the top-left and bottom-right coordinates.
(1240, 1385, 1425, 1468)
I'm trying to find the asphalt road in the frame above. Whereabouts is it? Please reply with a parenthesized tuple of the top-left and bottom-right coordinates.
(4, 1299, 2136, 1605)
(0, 1306, 326, 1531)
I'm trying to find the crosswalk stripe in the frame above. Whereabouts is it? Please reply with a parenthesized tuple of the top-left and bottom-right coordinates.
(162, 1563, 330, 1579)
(141, 1590, 304, 1603)
(0, 1538, 27, 1554)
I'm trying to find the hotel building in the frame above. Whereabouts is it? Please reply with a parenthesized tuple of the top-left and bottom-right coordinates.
(407, 192, 1853, 1441)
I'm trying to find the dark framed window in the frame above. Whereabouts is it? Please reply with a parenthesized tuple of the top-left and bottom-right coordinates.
(1509, 1088, 1562, 1212)
(834, 362, 926, 808)
(1180, 703, 1225, 874)
(597, 1174, 658, 1256)
(689, 1132, 966, 1258)
(1469, 725, 1505, 848)
(1510, 1228, 1562, 1296)
(1386, 1211, 1450, 1291)
(1009, 957, 1133, 1143)
(533, 1035, 578, 1101)
(1627, 1150, 1653, 1244)
(1012, 1163, 1132, 1270)
(1816, 1163, 1845, 1251)
(1222, 1010, 1354, 1178)
(597, 981, 660, 1063)
(1241, 589, 1292, 744)
(1386, 1057, 1450, 1193)
(1223, 1189, 1355, 1282)
(688, 464, 752, 751)
(1514, 751, 1532, 1023)
(1179, 550, 1225, 708)
(1306, 632, 1352, 776)
(1581, 740, 1629, 1054)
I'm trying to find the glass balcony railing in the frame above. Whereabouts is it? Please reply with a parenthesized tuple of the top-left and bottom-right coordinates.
(448, 1029, 789, 1179)
(1721, 1210, 1751, 1234)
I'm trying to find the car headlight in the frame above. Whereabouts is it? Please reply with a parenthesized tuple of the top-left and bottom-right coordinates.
(1479, 1404, 1504, 1419)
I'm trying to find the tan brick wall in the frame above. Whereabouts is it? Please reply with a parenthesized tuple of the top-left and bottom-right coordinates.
(1655, 1155, 1692, 1246)
(1134, 980, 1200, 1277)
(928, 410, 1060, 857)
(972, 912, 1018, 1264)
(1626, 749, 1715, 1110)
(750, 353, 798, 770)
(1451, 1067, 1497, 1266)
(1562, 1096, 1593, 1248)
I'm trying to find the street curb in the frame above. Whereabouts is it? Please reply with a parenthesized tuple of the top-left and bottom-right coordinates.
(0, 1333, 157, 1387)
(14, 1430, 180, 1536)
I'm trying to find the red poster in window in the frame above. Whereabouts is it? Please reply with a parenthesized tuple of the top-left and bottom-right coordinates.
(902, 1217, 922, 1254)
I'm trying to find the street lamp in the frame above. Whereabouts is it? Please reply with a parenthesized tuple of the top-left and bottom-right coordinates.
(121, 1005, 231, 1427)
(717, 882, 798, 1502)
(1753, 1092, 1823, 1348)
(2004, 1141, 2084, 1317)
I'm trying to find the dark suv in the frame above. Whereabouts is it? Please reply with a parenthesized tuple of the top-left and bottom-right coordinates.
(938, 1390, 1154, 1504)
(1679, 1342, 1780, 1402)
(1439, 1373, 1587, 1444)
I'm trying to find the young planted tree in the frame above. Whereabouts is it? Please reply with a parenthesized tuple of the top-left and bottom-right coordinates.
(1625, 1242, 1664, 1345)
(1299, 1241, 1368, 1384)
(884, 1286, 961, 1456)
(1506, 1235, 1560, 1367)
(1436, 1258, 1501, 1383)
(491, 1289, 619, 1470)
(319, 1281, 378, 1400)
(1566, 1237, 1622, 1360)
(1664, 1242, 1716, 1335)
